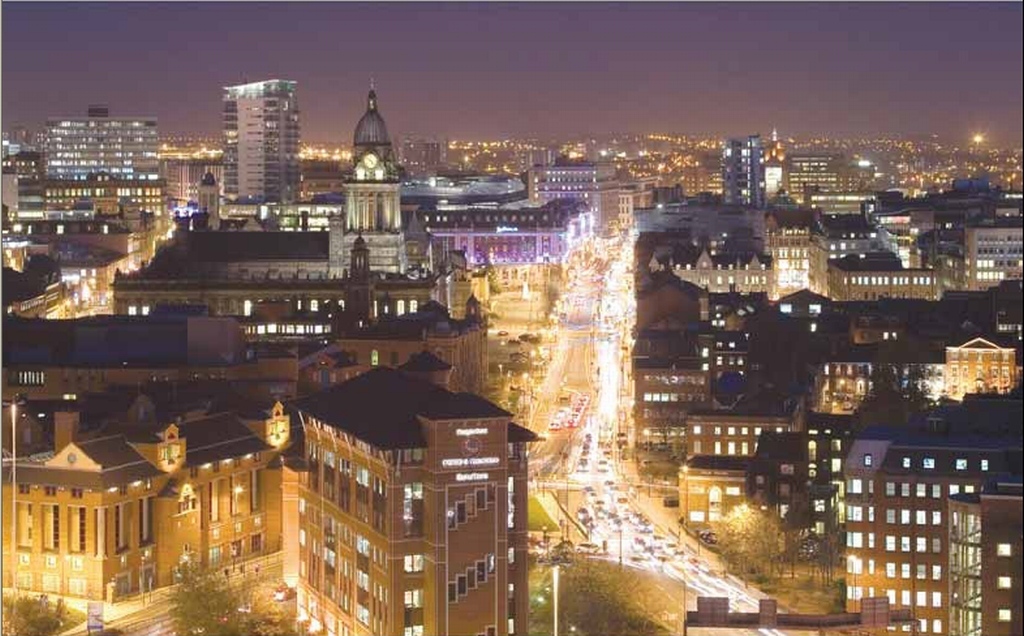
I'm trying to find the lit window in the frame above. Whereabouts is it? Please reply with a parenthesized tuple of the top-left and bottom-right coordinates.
(997, 576, 1011, 589)
(998, 609, 1012, 622)
(997, 543, 1012, 557)
(863, 454, 873, 467)
(922, 458, 935, 470)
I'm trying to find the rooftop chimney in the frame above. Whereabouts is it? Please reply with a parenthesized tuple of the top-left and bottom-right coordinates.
(54, 411, 80, 452)
(87, 105, 109, 118)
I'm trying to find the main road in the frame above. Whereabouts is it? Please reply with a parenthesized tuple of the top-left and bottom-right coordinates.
(527, 234, 791, 636)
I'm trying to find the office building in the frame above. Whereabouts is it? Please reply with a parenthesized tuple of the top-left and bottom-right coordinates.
(527, 158, 618, 232)
(36, 172, 166, 219)
(842, 397, 1023, 635)
(817, 213, 898, 262)
(420, 199, 592, 269)
(949, 477, 1023, 636)
(684, 391, 804, 459)
(786, 154, 842, 204)
(964, 217, 1022, 291)
(827, 252, 939, 301)
(2, 313, 298, 402)
(300, 159, 346, 200)
(399, 135, 448, 175)
(223, 80, 301, 204)
(765, 209, 829, 298)
(2, 395, 292, 602)
(291, 368, 536, 636)
(161, 156, 224, 203)
(721, 135, 765, 209)
(45, 106, 159, 181)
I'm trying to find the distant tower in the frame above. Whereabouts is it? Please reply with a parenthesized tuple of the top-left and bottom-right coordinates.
(198, 171, 221, 229)
(222, 79, 300, 203)
(721, 135, 766, 208)
(347, 235, 373, 326)
(764, 129, 786, 200)
(343, 86, 407, 274)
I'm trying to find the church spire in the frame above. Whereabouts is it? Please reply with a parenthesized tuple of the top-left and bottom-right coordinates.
(367, 79, 377, 112)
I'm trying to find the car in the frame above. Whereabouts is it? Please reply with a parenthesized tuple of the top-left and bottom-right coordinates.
(497, 330, 509, 337)
(698, 530, 718, 546)
(576, 542, 602, 555)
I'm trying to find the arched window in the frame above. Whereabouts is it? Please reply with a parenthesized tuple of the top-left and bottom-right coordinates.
(708, 486, 723, 522)
(371, 350, 379, 367)
(396, 300, 406, 316)
(243, 300, 252, 316)
(409, 300, 418, 313)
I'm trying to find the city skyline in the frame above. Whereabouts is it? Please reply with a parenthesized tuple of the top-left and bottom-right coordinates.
(2, 2, 1022, 144)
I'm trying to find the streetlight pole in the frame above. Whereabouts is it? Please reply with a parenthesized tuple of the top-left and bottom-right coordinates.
(682, 464, 690, 536)
(10, 398, 18, 610)
(552, 564, 560, 636)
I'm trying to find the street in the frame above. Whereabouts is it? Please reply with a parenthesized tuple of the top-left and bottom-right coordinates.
(528, 233, 792, 636)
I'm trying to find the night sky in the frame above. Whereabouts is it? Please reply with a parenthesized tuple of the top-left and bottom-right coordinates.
(2, 2, 1022, 144)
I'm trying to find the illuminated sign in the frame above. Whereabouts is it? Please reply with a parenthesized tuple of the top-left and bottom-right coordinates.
(456, 428, 488, 437)
(442, 457, 500, 468)
(456, 472, 490, 482)
(497, 226, 519, 233)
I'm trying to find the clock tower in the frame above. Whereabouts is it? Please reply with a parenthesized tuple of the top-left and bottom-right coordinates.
(339, 87, 407, 274)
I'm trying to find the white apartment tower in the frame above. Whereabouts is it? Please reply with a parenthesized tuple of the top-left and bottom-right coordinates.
(222, 79, 300, 203)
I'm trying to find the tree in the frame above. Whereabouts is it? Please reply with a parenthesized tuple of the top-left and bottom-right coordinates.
(713, 505, 784, 580)
(856, 340, 935, 428)
(530, 560, 668, 636)
(169, 561, 297, 636)
(2, 595, 73, 636)
(169, 560, 246, 636)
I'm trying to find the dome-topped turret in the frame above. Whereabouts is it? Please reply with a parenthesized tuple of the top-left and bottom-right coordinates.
(353, 89, 390, 147)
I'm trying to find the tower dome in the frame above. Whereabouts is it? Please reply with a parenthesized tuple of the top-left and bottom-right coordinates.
(353, 89, 390, 147)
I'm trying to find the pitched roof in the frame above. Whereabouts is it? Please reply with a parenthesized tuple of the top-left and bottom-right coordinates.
(399, 351, 453, 372)
(752, 431, 808, 463)
(291, 367, 511, 449)
(186, 231, 330, 262)
(178, 412, 272, 465)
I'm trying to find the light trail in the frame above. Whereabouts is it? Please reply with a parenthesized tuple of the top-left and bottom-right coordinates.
(533, 233, 793, 636)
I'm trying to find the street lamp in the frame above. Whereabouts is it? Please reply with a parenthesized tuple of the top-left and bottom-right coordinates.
(552, 564, 560, 636)
(681, 464, 690, 534)
(9, 397, 18, 618)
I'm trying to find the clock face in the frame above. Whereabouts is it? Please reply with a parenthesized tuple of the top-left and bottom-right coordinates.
(362, 153, 379, 169)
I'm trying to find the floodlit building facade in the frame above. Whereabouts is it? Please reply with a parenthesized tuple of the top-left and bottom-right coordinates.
(45, 106, 159, 182)
(292, 368, 535, 636)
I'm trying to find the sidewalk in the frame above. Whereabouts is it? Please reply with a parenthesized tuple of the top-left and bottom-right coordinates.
(58, 552, 282, 636)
